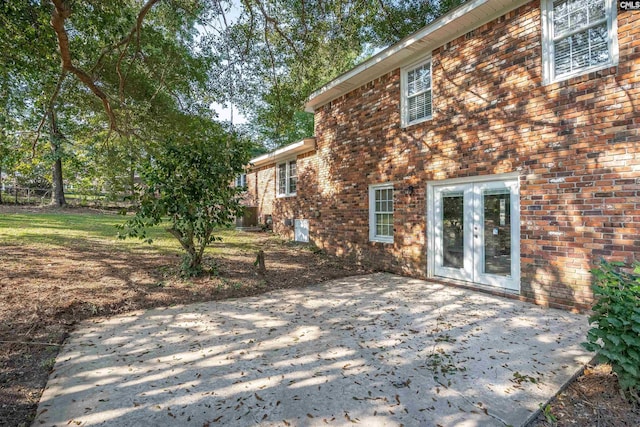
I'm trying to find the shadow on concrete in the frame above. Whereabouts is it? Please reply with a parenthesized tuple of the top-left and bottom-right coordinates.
(33, 273, 592, 427)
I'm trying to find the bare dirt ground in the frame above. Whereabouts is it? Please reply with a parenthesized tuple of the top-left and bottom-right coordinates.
(0, 205, 638, 426)
(529, 363, 639, 426)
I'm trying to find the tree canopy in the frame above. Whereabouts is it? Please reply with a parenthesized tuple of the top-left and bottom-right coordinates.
(1, 0, 466, 201)
(2, 0, 212, 134)
(2, 0, 225, 204)
(212, 0, 466, 148)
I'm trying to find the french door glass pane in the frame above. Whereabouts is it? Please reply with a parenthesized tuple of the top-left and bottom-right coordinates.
(442, 191, 464, 268)
(483, 189, 511, 276)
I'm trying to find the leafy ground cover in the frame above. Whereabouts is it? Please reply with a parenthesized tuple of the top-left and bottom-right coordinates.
(0, 205, 637, 426)
(0, 205, 368, 426)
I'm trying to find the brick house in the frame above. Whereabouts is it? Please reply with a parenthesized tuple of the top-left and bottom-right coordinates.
(242, 138, 317, 238)
(244, 0, 640, 310)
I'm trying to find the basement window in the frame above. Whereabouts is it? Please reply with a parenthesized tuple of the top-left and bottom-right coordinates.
(542, 0, 618, 84)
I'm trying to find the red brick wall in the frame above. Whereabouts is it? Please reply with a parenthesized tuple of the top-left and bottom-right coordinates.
(272, 151, 319, 239)
(246, 151, 319, 234)
(305, 1, 640, 310)
(245, 164, 275, 223)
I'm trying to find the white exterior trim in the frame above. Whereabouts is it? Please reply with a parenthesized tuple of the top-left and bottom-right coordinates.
(427, 172, 520, 291)
(369, 183, 394, 244)
(250, 138, 315, 169)
(401, 55, 433, 128)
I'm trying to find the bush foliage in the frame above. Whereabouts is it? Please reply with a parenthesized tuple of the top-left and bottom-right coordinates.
(583, 260, 640, 402)
(120, 120, 252, 276)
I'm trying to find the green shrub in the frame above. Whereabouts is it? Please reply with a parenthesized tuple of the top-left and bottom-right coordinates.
(583, 260, 640, 402)
(119, 119, 252, 277)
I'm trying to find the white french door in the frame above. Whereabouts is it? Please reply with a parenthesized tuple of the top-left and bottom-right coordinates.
(430, 177, 520, 291)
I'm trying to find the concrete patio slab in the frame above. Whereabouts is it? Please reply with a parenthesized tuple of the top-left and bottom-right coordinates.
(32, 273, 593, 426)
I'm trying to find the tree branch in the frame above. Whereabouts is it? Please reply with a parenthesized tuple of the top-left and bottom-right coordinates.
(167, 227, 196, 258)
(33, 71, 67, 155)
(50, 0, 161, 133)
(89, 0, 160, 78)
(116, 0, 161, 101)
(244, 0, 302, 59)
(50, 0, 118, 132)
(376, 0, 403, 40)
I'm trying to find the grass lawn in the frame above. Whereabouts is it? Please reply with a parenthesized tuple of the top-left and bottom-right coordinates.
(0, 209, 256, 253)
(0, 206, 365, 426)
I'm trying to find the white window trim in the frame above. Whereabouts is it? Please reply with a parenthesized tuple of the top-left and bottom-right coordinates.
(369, 183, 394, 243)
(541, 0, 618, 85)
(276, 159, 297, 198)
(400, 55, 433, 128)
(235, 173, 246, 188)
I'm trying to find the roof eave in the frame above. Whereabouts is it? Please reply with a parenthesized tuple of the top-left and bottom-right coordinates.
(305, 0, 530, 112)
(250, 138, 316, 169)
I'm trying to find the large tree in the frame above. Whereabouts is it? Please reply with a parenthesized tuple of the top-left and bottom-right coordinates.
(1, 1, 467, 196)
(1, 0, 217, 204)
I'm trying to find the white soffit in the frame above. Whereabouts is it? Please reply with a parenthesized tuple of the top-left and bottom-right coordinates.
(305, 0, 530, 112)
(250, 138, 316, 168)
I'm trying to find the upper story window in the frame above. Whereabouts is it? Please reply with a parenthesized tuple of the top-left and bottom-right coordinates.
(234, 173, 246, 188)
(369, 183, 394, 243)
(277, 160, 297, 197)
(542, 0, 618, 84)
(401, 57, 432, 127)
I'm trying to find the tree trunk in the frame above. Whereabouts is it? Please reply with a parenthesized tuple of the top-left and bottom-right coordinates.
(51, 153, 66, 207)
(256, 250, 266, 276)
(49, 111, 66, 207)
(0, 165, 3, 205)
(183, 241, 202, 276)
(129, 153, 135, 198)
(189, 252, 203, 271)
(167, 227, 202, 276)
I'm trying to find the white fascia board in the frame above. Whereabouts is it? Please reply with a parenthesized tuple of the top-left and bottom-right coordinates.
(250, 138, 316, 169)
(305, 0, 530, 112)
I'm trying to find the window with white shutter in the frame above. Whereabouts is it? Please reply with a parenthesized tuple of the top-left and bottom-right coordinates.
(401, 57, 432, 127)
(542, 0, 617, 84)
